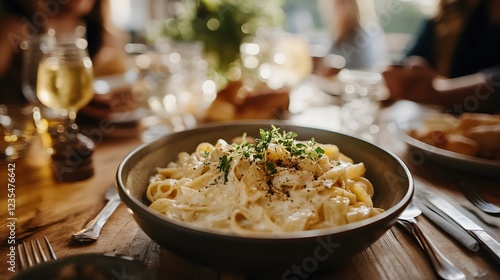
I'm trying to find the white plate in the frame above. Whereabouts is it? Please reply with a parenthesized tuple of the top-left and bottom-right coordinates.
(394, 116, 500, 178)
(93, 71, 138, 94)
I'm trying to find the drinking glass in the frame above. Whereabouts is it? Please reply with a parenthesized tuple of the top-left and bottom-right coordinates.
(337, 69, 384, 142)
(21, 34, 62, 151)
(35, 33, 94, 143)
(0, 104, 36, 161)
(139, 40, 215, 142)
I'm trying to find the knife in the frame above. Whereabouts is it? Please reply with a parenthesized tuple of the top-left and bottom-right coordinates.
(427, 195, 500, 264)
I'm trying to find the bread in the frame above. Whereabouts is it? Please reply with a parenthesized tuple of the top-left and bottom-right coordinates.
(205, 81, 290, 121)
(440, 134, 480, 157)
(458, 113, 500, 131)
(464, 124, 500, 149)
(409, 113, 500, 160)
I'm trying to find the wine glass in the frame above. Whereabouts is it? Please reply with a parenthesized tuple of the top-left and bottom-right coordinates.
(35, 32, 94, 143)
(21, 34, 61, 151)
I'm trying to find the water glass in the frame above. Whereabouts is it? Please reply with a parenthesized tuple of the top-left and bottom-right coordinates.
(0, 104, 36, 161)
(338, 69, 383, 142)
(138, 40, 216, 141)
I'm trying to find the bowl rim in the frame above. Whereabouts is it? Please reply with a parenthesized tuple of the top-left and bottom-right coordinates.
(116, 120, 414, 240)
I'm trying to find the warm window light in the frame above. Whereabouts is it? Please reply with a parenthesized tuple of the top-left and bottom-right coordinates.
(169, 52, 181, 64)
(243, 56, 259, 69)
(110, 0, 131, 29)
(273, 52, 286, 65)
(109, 0, 149, 32)
(241, 43, 260, 56)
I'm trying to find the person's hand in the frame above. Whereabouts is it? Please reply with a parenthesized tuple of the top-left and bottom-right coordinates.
(403, 56, 432, 69)
(382, 61, 441, 105)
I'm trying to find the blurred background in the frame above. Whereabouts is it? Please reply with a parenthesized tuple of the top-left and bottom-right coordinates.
(109, 0, 437, 62)
(0, 0, 442, 154)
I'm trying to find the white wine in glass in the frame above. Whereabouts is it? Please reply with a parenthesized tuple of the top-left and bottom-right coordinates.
(37, 57, 94, 112)
(36, 35, 94, 141)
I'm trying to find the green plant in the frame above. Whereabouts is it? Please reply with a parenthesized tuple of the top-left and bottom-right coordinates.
(148, 0, 284, 76)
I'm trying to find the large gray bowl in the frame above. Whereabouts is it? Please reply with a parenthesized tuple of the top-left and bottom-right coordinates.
(116, 121, 413, 276)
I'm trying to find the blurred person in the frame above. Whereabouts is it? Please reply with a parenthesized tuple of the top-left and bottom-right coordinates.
(0, 0, 128, 105)
(383, 0, 500, 114)
(315, 0, 387, 75)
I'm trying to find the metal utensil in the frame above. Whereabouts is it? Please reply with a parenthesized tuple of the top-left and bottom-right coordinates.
(427, 195, 500, 265)
(72, 185, 121, 242)
(17, 236, 57, 270)
(459, 181, 500, 216)
(398, 204, 466, 280)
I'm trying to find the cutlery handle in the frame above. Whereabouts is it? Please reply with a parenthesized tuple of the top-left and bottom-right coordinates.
(400, 220, 466, 280)
(72, 198, 121, 242)
(470, 230, 500, 265)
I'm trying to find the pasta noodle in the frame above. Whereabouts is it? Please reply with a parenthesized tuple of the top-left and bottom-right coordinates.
(147, 126, 384, 234)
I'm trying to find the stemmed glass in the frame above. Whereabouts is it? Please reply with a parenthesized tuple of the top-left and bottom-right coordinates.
(35, 31, 94, 143)
(21, 34, 59, 151)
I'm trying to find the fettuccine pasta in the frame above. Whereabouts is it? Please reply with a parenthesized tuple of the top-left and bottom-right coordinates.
(147, 127, 384, 234)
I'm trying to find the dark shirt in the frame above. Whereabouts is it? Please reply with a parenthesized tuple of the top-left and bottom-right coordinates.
(405, 0, 500, 79)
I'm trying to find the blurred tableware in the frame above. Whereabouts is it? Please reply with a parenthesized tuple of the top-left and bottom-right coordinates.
(393, 117, 500, 177)
(72, 185, 121, 242)
(35, 30, 94, 142)
(116, 121, 413, 275)
(397, 204, 466, 280)
(21, 34, 66, 154)
(240, 28, 313, 89)
(12, 253, 155, 280)
(0, 104, 36, 161)
(79, 72, 141, 121)
(136, 40, 215, 141)
(20, 34, 56, 154)
(17, 236, 57, 271)
(427, 195, 500, 265)
(412, 185, 480, 251)
(21, 34, 49, 104)
(459, 181, 500, 216)
(31, 30, 96, 182)
(337, 69, 385, 142)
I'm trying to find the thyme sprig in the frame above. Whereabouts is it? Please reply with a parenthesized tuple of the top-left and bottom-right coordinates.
(218, 126, 325, 182)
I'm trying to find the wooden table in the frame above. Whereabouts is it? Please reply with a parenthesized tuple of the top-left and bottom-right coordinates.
(1, 99, 499, 280)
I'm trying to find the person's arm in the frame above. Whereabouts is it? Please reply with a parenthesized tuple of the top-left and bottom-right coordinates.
(91, 28, 128, 77)
(383, 65, 500, 114)
(433, 69, 500, 114)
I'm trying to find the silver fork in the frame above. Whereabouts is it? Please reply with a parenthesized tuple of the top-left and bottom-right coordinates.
(459, 181, 500, 216)
(398, 203, 466, 280)
(17, 236, 57, 270)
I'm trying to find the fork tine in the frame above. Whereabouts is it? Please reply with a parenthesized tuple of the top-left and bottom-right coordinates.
(464, 185, 484, 204)
(17, 237, 57, 271)
(460, 181, 500, 215)
(35, 239, 48, 262)
(44, 236, 57, 260)
(22, 241, 34, 268)
(30, 240, 42, 265)
(17, 243, 27, 270)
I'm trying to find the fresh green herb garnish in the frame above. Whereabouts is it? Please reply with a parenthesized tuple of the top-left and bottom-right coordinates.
(218, 126, 325, 182)
(219, 155, 232, 182)
(266, 161, 277, 175)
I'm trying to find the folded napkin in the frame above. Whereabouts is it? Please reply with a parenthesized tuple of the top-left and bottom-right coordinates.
(412, 180, 480, 252)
